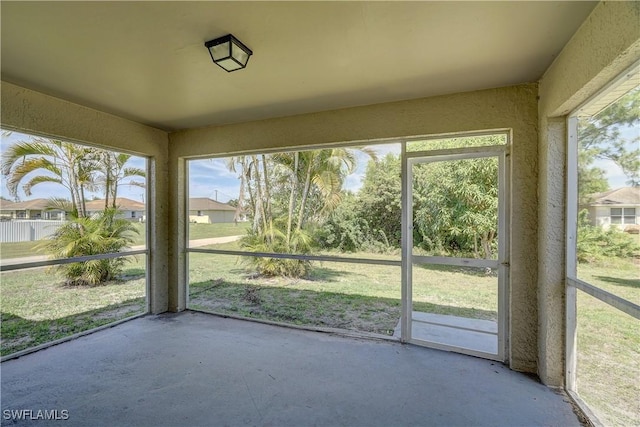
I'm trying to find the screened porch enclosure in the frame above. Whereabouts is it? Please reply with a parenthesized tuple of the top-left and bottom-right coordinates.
(186, 134, 509, 360)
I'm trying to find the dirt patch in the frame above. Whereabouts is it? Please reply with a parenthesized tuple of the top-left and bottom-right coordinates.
(0, 335, 33, 349)
(189, 283, 400, 335)
(92, 304, 142, 321)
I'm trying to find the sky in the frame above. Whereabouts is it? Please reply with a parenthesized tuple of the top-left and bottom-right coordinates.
(0, 131, 147, 202)
(187, 143, 401, 204)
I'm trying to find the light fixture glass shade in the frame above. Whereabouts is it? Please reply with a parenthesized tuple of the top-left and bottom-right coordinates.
(205, 34, 253, 72)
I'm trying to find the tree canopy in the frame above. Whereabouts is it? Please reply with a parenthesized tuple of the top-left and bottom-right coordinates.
(1, 136, 145, 216)
(577, 87, 640, 202)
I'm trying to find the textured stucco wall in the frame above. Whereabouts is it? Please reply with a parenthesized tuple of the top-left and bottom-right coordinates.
(537, 1, 640, 386)
(540, 1, 640, 116)
(536, 116, 566, 385)
(170, 84, 540, 372)
(0, 82, 170, 314)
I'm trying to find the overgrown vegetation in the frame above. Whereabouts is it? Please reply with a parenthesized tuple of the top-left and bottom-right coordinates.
(320, 136, 502, 258)
(576, 210, 640, 263)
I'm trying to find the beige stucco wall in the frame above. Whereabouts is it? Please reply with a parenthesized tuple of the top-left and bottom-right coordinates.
(170, 84, 540, 372)
(0, 82, 170, 314)
(537, 1, 640, 386)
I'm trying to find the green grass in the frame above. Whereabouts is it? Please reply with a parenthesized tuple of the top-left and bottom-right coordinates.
(0, 240, 42, 259)
(575, 258, 639, 427)
(187, 222, 249, 240)
(188, 241, 497, 334)
(0, 222, 249, 259)
(0, 257, 146, 356)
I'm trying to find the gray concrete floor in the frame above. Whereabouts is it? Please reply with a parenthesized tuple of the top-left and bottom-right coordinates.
(1, 311, 581, 427)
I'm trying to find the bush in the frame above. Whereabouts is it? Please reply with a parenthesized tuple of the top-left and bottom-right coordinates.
(240, 223, 313, 278)
(577, 210, 640, 263)
(318, 193, 396, 254)
(39, 208, 138, 286)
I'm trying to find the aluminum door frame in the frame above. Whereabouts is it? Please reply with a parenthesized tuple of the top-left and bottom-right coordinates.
(401, 144, 510, 361)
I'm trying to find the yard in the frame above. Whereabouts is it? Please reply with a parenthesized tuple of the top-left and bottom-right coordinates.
(0, 227, 637, 425)
(0, 222, 249, 260)
(0, 255, 146, 356)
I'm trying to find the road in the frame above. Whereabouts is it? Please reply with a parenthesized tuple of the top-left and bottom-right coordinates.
(0, 235, 243, 267)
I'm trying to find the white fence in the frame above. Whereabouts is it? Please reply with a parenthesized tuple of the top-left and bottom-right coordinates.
(0, 220, 66, 243)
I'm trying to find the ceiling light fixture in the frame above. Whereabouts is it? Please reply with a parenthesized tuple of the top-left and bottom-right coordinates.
(204, 34, 253, 72)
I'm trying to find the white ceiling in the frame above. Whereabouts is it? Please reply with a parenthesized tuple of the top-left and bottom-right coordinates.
(1, 1, 597, 131)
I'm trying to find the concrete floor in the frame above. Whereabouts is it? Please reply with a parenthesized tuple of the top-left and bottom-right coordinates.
(1, 311, 581, 427)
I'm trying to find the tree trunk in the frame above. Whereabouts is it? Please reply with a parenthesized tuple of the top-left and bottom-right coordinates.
(260, 154, 274, 240)
(252, 156, 268, 236)
(286, 152, 299, 246)
(296, 160, 313, 233)
(104, 154, 111, 210)
(235, 159, 246, 225)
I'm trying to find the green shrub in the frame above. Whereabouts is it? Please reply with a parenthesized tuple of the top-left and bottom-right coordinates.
(577, 210, 640, 263)
(318, 193, 396, 254)
(39, 208, 138, 286)
(240, 222, 313, 278)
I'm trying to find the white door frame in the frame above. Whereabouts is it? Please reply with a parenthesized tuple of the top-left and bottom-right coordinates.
(401, 143, 510, 361)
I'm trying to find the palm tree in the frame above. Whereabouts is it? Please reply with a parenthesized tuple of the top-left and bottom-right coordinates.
(227, 156, 257, 225)
(94, 151, 146, 209)
(229, 147, 376, 276)
(38, 207, 139, 286)
(1, 137, 96, 217)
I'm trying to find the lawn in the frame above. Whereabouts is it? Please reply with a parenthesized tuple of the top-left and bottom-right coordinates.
(0, 256, 146, 356)
(575, 258, 639, 427)
(188, 241, 497, 334)
(0, 222, 249, 260)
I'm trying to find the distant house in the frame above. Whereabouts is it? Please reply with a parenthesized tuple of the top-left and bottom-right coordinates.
(1, 198, 66, 220)
(584, 187, 640, 232)
(85, 198, 146, 220)
(188, 198, 242, 224)
(0, 199, 17, 220)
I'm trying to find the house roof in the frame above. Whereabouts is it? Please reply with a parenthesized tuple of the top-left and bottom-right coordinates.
(5, 198, 55, 210)
(0, 199, 17, 210)
(588, 187, 640, 206)
(85, 198, 145, 211)
(189, 198, 235, 212)
(0, 2, 597, 131)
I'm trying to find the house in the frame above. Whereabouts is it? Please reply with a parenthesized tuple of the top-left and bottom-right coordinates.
(85, 197, 146, 221)
(1, 198, 66, 220)
(1, 2, 638, 425)
(584, 187, 640, 231)
(0, 199, 16, 220)
(188, 197, 241, 224)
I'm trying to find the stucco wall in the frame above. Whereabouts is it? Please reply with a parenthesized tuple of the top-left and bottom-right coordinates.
(170, 84, 540, 372)
(0, 82, 170, 314)
(540, 2, 640, 117)
(537, 1, 640, 386)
